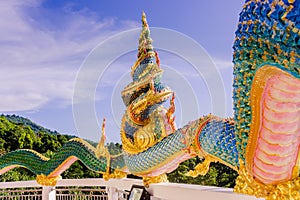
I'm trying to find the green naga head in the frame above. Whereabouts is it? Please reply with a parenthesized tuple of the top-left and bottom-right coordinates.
(121, 12, 173, 121)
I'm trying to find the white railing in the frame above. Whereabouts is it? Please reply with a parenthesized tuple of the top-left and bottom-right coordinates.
(55, 186, 108, 200)
(0, 182, 42, 200)
(0, 187, 42, 200)
(0, 178, 264, 200)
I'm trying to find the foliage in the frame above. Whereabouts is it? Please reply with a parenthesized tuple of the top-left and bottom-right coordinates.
(0, 115, 238, 187)
(167, 157, 238, 188)
(3, 114, 60, 136)
(0, 116, 35, 151)
(0, 168, 36, 182)
(62, 161, 102, 179)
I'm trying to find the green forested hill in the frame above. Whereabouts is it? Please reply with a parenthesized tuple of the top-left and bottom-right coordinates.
(0, 115, 237, 187)
(3, 114, 60, 135)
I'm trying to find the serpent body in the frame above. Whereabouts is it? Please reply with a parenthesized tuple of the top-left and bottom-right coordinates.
(0, 1, 299, 199)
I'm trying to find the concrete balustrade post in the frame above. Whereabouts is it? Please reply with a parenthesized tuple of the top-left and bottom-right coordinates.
(42, 186, 56, 200)
(107, 186, 118, 200)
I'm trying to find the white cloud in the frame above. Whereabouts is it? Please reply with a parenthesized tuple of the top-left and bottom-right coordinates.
(0, 67, 76, 111)
(213, 58, 233, 70)
(0, 0, 138, 112)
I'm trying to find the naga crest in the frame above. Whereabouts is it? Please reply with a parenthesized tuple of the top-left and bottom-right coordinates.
(120, 12, 176, 154)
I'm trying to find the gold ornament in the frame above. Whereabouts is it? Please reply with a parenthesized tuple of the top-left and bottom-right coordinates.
(36, 174, 61, 186)
(234, 161, 300, 200)
(142, 173, 168, 188)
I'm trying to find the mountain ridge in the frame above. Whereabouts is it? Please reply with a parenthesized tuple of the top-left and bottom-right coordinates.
(3, 114, 60, 135)
(1, 114, 101, 146)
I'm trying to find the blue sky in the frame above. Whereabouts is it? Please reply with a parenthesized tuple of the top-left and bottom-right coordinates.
(1, 0, 244, 142)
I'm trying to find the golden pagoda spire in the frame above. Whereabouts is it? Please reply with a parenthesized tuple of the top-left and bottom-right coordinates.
(122, 12, 163, 107)
(141, 11, 148, 28)
(138, 11, 154, 57)
(130, 12, 157, 78)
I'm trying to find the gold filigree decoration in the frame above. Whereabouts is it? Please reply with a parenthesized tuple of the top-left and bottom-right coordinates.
(134, 120, 156, 151)
(130, 87, 172, 116)
(121, 108, 171, 155)
(36, 174, 61, 186)
(234, 161, 300, 200)
(103, 169, 127, 181)
(166, 93, 176, 132)
(185, 155, 217, 177)
(142, 173, 168, 188)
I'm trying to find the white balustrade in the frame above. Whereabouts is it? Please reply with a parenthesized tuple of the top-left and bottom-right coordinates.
(0, 178, 263, 200)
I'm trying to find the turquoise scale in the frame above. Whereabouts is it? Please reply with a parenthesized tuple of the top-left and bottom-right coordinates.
(199, 119, 239, 167)
(124, 127, 187, 174)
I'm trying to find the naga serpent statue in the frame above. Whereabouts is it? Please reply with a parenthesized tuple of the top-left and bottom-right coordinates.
(0, 0, 300, 199)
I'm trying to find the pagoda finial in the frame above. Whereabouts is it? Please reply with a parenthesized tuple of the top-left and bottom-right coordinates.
(128, 12, 159, 79)
(122, 12, 167, 109)
(142, 11, 148, 28)
(138, 11, 153, 57)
